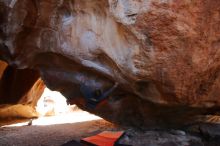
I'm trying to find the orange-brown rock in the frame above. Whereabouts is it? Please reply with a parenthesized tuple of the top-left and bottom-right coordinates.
(1, 0, 220, 127)
(0, 61, 7, 78)
(0, 64, 41, 104)
(0, 60, 45, 119)
(18, 79, 45, 107)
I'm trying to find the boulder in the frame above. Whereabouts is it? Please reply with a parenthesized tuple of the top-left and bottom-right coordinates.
(1, 0, 220, 127)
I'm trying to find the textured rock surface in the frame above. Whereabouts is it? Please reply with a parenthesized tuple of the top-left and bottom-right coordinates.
(0, 66, 45, 119)
(18, 78, 45, 107)
(1, 0, 220, 127)
(0, 62, 43, 105)
(0, 61, 7, 78)
(0, 60, 44, 118)
(118, 129, 203, 146)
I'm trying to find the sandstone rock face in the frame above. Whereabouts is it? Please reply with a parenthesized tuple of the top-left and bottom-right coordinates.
(18, 78, 45, 107)
(0, 61, 7, 78)
(0, 62, 42, 104)
(1, 0, 220, 127)
(0, 61, 45, 118)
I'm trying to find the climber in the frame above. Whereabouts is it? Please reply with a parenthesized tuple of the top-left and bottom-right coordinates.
(80, 82, 119, 109)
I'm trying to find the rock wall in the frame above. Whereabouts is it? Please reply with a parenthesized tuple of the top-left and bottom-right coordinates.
(0, 63, 42, 104)
(0, 61, 7, 77)
(1, 0, 220, 127)
(0, 60, 45, 119)
(0, 59, 45, 119)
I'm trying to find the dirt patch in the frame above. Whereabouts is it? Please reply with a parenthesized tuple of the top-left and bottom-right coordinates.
(0, 118, 117, 146)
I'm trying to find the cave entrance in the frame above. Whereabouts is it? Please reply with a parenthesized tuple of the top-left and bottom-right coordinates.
(0, 60, 102, 127)
(23, 87, 102, 126)
(0, 83, 102, 127)
(0, 61, 115, 146)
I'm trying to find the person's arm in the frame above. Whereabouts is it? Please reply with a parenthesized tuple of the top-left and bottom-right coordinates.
(98, 82, 119, 101)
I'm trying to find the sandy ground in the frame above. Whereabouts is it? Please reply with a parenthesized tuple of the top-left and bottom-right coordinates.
(0, 112, 118, 146)
(1, 110, 220, 146)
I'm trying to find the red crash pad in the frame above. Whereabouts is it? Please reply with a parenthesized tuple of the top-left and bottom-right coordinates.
(81, 131, 124, 146)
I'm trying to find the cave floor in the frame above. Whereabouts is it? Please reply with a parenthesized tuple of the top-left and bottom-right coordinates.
(1, 111, 220, 146)
(0, 112, 117, 146)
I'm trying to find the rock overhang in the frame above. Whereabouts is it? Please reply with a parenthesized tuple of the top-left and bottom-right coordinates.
(1, 0, 220, 128)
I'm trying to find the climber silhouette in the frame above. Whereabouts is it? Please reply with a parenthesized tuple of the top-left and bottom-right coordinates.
(80, 82, 119, 109)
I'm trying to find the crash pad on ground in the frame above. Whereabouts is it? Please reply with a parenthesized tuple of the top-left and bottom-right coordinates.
(81, 131, 124, 146)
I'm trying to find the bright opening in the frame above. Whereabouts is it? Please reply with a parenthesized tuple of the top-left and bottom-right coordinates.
(1, 87, 102, 127)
